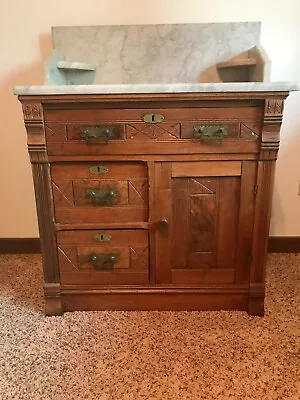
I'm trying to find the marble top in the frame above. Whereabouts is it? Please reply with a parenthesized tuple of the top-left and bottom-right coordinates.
(14, 82, 299, 96)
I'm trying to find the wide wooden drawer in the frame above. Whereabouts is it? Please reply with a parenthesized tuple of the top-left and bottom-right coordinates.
(51, 162, 148, 224)
(57, 229, 149, 285)
(44, 106, 263, 155)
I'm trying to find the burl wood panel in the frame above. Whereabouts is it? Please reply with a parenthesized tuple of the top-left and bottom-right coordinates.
(57, 230, 149, 285)
(51, 162, 148, 223)
(171, 171, 240, 284)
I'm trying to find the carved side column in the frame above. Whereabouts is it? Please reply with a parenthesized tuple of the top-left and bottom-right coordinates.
(249, 98, 285, 315)
(22, 102, 62, 316)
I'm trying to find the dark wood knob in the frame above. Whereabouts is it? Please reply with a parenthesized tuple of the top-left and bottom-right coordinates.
(158, 218, 169, 231)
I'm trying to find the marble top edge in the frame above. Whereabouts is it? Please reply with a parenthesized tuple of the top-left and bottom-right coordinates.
(52, 21, 261, 29)
(14, 82, 299, 96)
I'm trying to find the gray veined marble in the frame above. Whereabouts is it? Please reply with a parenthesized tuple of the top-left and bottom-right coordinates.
(45, 50, 96, 85)
(56, 61, 96, 71)
(14, 82, 300, 96)
(51, 22, 263, 84)
(14, 22, 299, 94)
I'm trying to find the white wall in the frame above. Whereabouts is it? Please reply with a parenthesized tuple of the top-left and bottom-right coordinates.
(0, 0, 299, 237)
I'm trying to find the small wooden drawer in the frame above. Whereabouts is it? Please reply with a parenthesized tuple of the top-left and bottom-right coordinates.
(51, 162, 148, 223)
(57, 229, 149, 285)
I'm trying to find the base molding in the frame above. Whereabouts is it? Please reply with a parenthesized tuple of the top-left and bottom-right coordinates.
(61, 291, 248, 314)
(267, 236, 300, 253)
(0, 236, 299, 254)
(0, 238, 41, 254)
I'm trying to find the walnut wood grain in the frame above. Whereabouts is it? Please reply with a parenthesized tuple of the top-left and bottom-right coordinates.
(48, 153, 258, 163)
(17, 91, 290, 315)
(171, 269, 235, 284)
(61, 291, 247, 311)
(171, 161, 242, 177)
(46, 139, 259, 156)
(216, 177, 240, 269)
(171, 178, 190, 269)
(235, 161, 257, 283)
(51, 163, 148, 224)
(249, 160, 276, 315)
(154, 162, 172, 284)
(44, 106, 263, 123)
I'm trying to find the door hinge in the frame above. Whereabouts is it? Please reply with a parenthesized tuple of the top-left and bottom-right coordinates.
(254, 185, 258, 195)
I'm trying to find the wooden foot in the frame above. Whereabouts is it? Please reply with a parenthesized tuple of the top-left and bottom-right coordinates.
(44, 283, 63, 316)
(248, 296, 265, 316)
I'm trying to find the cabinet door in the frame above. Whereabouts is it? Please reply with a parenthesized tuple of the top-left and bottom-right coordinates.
(154, 161, 256, 285)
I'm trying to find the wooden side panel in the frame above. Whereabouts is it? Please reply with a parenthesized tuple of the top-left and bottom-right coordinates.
(250, 160, 276, 315)
(22, 103, 63, 316)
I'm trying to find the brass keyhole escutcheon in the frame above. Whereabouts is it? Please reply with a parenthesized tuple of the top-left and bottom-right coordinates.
(93, 233, 112, 242)
(89, 165, 109, 174)
(142, 113, 165, 124)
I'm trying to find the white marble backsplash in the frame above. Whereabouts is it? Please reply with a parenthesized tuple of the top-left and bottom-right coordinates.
(52, 22, 261, 84)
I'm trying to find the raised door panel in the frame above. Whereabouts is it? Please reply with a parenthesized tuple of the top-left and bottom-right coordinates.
(171, 175, 240, 284)
(155, 161, 256, 285)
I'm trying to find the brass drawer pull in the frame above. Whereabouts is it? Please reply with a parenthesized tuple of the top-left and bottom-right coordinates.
(88, 252, 119, 270)
(193, 125, 228, 140)
(86, 188, 118, 206)
(80, 126, 115, 143)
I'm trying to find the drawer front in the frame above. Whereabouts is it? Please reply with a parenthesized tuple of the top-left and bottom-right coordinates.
(44, 107, 263, 155)
(51, 162, 148, 223)
(57, 230, 149, 285)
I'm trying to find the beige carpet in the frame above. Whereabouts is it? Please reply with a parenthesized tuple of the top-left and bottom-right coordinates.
(0, 254, 299, 400)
